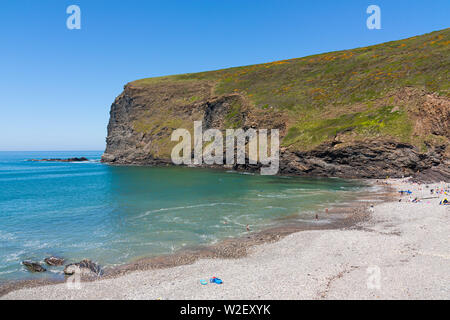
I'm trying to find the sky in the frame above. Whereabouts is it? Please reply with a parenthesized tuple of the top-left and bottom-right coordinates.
(0, 0, 448, 151)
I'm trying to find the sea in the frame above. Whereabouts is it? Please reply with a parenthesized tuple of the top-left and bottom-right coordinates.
(0, 151, 370, 282)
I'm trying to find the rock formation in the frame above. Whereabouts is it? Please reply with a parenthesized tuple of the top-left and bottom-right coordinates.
(102, 29, 449, 180)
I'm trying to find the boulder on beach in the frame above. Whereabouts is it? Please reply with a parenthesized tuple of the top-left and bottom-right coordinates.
(22, 261, 47, 273)
(63, 259, 103, 276)
(44, 256, 65, 266)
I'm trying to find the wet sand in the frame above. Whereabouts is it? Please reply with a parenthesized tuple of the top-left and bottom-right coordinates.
(2, 179, 449, 299)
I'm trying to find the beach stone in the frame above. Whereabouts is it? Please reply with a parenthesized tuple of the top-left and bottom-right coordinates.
(44, 256, 65, 266)
(22, 261, 46, 273)
(64, 259, 103, 276)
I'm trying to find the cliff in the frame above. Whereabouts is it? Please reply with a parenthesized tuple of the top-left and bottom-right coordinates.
(103, 29, 450, 179)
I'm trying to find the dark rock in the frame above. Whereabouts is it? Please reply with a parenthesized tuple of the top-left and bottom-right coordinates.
(44, 256, 65, 266)
(63, 259, 103, 276)
(278, 141, 448, 179)
(22, 261, 46, 273)
(411, 162, 450, 183)
(28, 157, 88, 162)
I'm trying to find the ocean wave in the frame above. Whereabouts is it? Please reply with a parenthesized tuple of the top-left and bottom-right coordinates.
(3, 249, 26, 263)
(0, 230, 17, 241)
(225, 170, 255, 176)
(256, 193, 313, 199)
(135, 202, 246, 219)
(22, 240, 51, 250)
(0, 270, 15, 276)
(0, 171, 107, 182)
(69, 159, 101, 164)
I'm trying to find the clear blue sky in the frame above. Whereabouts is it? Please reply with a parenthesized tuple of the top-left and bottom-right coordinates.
(0, 0, 448, 151)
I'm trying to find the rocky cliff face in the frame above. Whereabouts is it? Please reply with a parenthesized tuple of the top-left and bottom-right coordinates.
(103, 84, 449, 179)
(103, 29, 450, 180)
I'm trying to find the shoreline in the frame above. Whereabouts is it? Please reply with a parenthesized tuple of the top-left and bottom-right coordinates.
(4, 177, 448, 299)
(0, 179, 392, 297)
(3, 178, 449, 299)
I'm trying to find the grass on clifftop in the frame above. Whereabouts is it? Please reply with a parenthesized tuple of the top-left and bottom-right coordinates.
(131, 28, 450, 151)
(283, 105, 412, 149)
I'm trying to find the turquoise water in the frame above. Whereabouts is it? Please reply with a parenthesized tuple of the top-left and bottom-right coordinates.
(0, 151, 368, 282)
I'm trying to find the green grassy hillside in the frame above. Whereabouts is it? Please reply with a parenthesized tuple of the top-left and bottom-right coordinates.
(130, 29, 449, 152)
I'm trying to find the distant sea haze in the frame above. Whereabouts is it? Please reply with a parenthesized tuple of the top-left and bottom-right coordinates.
(0, 151, 368, 282)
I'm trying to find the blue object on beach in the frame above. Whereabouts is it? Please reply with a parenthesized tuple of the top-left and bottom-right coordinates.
(200, 279, 208, 285)
(209, 277, 223, 284)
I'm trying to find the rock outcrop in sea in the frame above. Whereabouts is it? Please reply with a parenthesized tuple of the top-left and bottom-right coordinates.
(28, 157, 88, 162)
(44, 256, 65, 266)
(22, 261, 46, 273)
